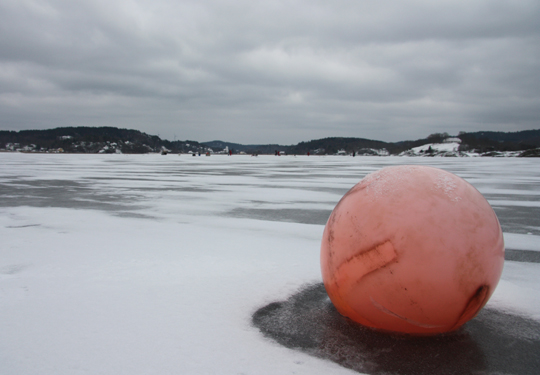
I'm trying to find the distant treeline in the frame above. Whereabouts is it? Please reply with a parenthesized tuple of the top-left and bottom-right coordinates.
(0, 127, 208, 154)
(206, 130, 540, 156)
(457, 130, 540, 154)
(1, 126, 539, 155)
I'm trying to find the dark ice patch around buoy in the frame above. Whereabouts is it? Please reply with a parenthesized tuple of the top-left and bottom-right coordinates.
(252, 283, 540, 375)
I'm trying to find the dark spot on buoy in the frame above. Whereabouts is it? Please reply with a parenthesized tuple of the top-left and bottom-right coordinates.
(328, 228, 335, 244)
(453, 285, 490, 329)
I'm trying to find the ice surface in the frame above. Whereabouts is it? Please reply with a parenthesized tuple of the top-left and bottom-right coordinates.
(1, 153, 539, 374)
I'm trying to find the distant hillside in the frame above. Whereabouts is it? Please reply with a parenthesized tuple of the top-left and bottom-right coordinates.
(287, 137, 393, 155)
(0, 127, 210, 154)
(1, 126, 539, 156)
(458, 130, 540, 153)
(205, 130, 540, 156)
(462, 129, 540, 143)
(202, 141, 285, 155)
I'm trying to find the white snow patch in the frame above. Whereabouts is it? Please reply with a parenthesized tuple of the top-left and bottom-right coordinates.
(504, 233, 540, 252)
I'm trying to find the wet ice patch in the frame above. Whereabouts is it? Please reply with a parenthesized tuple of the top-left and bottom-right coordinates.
(0, 264, 27, 275)
(5, 224, 41, 228)
(227, 208, 332, 225)
(253, 283, 540, 375)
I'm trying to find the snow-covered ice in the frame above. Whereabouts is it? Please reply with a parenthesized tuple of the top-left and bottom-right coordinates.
(1, 153, 539, 374)
(411, 142, 461, 153)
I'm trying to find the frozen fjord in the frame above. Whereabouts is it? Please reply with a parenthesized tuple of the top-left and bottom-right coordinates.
(1, 153, 539, 375)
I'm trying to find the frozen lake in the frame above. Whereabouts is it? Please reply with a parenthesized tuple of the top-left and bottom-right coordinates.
(1, 153, 539, 374)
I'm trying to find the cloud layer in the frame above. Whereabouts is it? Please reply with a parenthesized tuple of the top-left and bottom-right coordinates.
(1, 0, 539, 143)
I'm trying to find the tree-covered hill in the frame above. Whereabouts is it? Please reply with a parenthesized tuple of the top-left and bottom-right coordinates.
(0, 127, 209, 154)
(1, 126, 539, 156)
(287, 137, 392, 155)
(458, 130, 540, 153)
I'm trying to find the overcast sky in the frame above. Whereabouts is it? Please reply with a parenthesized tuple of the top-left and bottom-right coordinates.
(1, 0, 539, 144)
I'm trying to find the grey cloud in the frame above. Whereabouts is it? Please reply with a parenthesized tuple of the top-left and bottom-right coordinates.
(0, 0, 539, 144)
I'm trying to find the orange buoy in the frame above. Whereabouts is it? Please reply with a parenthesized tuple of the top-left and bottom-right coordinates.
(321, 165, 504, 335)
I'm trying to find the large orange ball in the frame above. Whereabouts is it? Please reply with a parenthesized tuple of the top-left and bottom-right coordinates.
(321, 165, 504, 335)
